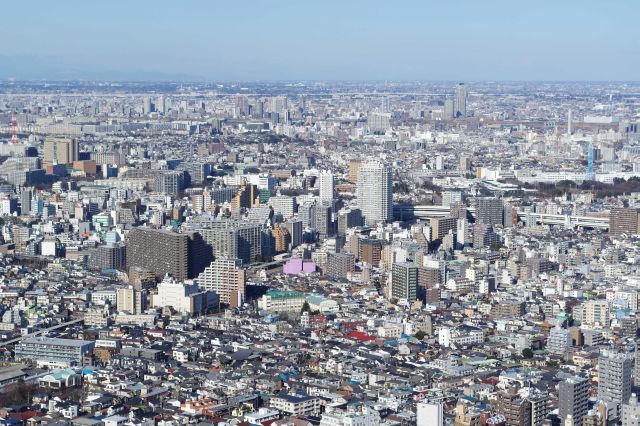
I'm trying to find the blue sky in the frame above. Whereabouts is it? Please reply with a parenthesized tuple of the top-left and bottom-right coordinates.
(0, 0, 638, 81)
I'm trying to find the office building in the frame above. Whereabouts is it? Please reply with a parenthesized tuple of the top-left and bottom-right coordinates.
(443, 99, 455, 120)
(116, 286, 146, 314)
(417, 402, 443, 426)
(154, 171, 186, 197)
(391, 262, 418, 301)
(623, 394, 640, 426)
(348, 160, 361, 183)
(272, 224, 291, 253)
(89, 243, 127, 271)
(442, 189, 463, 207)
(610, 208, 640, 236)
(19, 187, 33, 216)
(44, 137, 79, 165)
(455, 83, 467, 117)
(547, 325, 573, 355)
(475, 197, 504, 226)
(285, 219, 303, 249)
(559, 377, 589, 426)
(359, 238, 384, 267)
(152, 275, 218, 315)
(326, 252, 355, 279)
(318, 170, 334, 202)
(126, 228, 212, 282)
(15, 337, 95, 368)
(337, 207, 363, 235)
(269, 195, 296, 219)
(598, 350, 633, 415)
(314, 203, 335, 238)
(496, 387, 532, 426)
(185, 218, 265, 264)
(196, 258, 246, 308)
(357, 160, 392, 225)
(431, 216, 457, 241)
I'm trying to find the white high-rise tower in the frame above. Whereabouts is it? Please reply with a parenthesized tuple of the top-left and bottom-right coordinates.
(318, 170, 335, 202)
(567, 109, 573, 135)
(357, 160, 393, 225)
(455, 83, 467, 117)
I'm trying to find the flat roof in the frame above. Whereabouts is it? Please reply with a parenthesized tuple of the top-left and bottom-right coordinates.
(21, 337, 92, 347)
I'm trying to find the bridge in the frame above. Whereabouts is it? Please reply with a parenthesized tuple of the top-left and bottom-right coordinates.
(0, 318, 84, 348)
(393, 205, 609, 230)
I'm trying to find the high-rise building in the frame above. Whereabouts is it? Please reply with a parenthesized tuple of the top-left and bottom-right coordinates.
(391, 262, 418, 301)
(475, 197, 504, 226)
(19, 187, 33, 216)
(609, 208, 640, 236)
(442, 189, 463, 207)
(430, 216, 457, 241)
(318, 170, 334, 202)
(126, 228, 212, 282)
(358, 238, 384, 267)
(459, 156, 472, 171)
(326, 252, 355, 279)
(269, 195, 296, 219)
(232, 182, 259, 210)
(357, 160, 392, 225)
(185, 218, 265, 264)
(196, 258, 246, 308)
(455, 83, 467, 117)
(622, 394, 640, 426)
(116, 286, 146, 314)
(443, 99, 455, 120)
(314, 203, 335, 238)
(559, 377, 589, 426)
(89, 243, 127, 271)
(417, 402, 443, 426)
(44, 137, 79, 165)
(598, 350, 633, 417)
(567, 109, 573, 135)
(272, 224, 291, 253)
(348, 160, 361, 183)
(154, 171, 186, 197)
(496, 387, 532, 426)
(337, 207, 364, 235)
(152, 275, 218, 315)
(547, 325, 573, 355)
(368, 112, 392, 132)
(143, 97, 153, 114)
(285, 219, 303, 249)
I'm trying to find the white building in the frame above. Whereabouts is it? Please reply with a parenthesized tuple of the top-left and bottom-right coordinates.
(417, 402, 443, 426)
(152, 275, 218, 315)
(357, 160, 392, 225)
(318, 170, 335, 202)
(320, 406, 381, 426)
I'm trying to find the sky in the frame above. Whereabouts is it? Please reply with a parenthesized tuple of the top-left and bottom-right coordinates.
(0, 0, 638, 81)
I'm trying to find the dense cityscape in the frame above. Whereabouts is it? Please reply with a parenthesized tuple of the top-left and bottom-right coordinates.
(1, 0, 639, 425)
(0, 78, 638, 426)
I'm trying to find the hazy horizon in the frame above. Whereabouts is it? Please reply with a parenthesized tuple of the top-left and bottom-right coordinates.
(1, 0, 638, 82)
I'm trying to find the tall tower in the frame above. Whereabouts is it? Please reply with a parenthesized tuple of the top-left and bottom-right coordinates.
(357, 160, 393, 225)
(10, 110, 19, 144)
(318, 170, 335, 203)
(455, 83, 467, 118)
(587, 142, 594, 180)
(567, 109, 573, 135)
(598, 350, 633, 415)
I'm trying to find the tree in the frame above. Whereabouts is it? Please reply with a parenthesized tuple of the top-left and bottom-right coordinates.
(414, 330, 427, 340)
(522, 348, 534, 359)
(301, 301, 311, 314)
